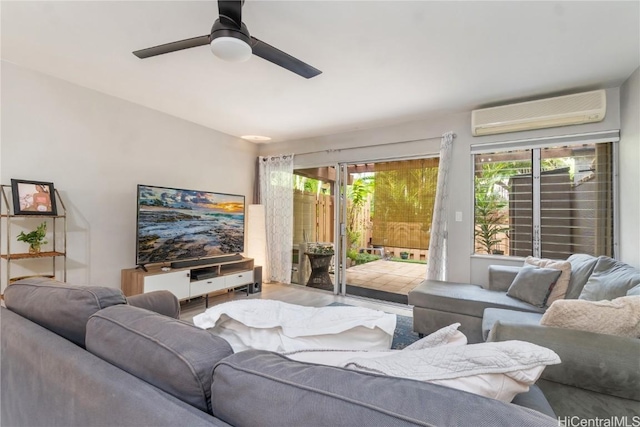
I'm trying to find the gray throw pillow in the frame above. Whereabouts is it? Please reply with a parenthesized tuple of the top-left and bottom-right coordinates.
(86, 305, 233, 414)
(507, 266, 562, 307)
(565, 254, 599, 299)
(579, 256, 640, 301)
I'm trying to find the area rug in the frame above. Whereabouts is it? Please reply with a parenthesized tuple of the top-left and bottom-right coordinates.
(328, 302, 420, 349)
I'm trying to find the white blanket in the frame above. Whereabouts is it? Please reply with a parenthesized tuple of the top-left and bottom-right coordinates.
(340, 340, 560, 402)
(193, 299, 396, 352)
(342, 340, 560, 381)
(284, 331, 560, 403)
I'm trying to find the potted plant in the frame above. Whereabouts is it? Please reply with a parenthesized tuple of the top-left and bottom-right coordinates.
(17, 222, 48, 254)
(307, 243, 334, 255)
(400, 251, 409, 260)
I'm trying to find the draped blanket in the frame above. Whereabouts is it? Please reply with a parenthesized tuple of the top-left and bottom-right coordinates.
(193, 299, 396, 352)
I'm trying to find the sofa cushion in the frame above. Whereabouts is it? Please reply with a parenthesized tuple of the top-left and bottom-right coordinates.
(511, 385, 557, 419)
(579, 256, 640, 301)
(210, 350, 558, 426)
(565, 254, 599, 299)
(482, 308, 543, 341)
(3, 277, 126, 348)
(487, 321, 640, 402)
(409, 280, 545, 319)
(524, 257, 572, 304)
(126, 290, 180, 318)
(541, 296, 640, 338)
(86, 305, 233, 414)
(507, 266, 562, 307)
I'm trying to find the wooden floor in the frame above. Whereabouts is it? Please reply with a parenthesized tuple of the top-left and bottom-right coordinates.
(180, 281, 413, 324)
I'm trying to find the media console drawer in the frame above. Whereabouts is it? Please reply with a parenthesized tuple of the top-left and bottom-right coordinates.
(225, 271, 254, 287)
(190, 276, 227, 296)
(143, 270, 190, 300)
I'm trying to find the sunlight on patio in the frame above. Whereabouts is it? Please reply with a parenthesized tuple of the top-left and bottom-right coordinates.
(345, 259, 426, 296)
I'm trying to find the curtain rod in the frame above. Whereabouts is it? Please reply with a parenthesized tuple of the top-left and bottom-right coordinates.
(293, 133, 456, 157)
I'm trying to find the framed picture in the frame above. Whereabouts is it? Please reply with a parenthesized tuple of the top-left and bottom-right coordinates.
(10, 179, 57, 216)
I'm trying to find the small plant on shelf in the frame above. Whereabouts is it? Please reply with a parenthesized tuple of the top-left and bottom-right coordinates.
(17, 222, 48, 254)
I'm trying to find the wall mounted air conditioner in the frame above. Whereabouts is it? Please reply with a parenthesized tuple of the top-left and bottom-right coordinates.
(471, 90, 606, 136)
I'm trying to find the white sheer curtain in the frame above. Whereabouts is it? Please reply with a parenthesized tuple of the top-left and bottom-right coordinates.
(426, 131, 455, 281)
(259, 154, 294, 284)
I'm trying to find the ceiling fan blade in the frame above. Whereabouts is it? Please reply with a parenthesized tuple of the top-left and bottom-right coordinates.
(218, 0, 243, 28)
(133, 35, 210, 59)
(250, 36, 322, 79)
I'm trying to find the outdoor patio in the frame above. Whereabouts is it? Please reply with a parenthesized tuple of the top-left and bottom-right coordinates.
(345, 259, 426, 295)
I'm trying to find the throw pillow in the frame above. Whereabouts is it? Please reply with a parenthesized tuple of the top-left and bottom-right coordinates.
(507, 266, 562, 307)
(540, 295, 640, 338)
(524, 256, 572, 304)
(565, 254, 599, 299)
(579, 256, 640, 301)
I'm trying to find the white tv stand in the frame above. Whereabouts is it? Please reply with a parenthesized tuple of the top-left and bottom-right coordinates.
(121, 257, 255, 306)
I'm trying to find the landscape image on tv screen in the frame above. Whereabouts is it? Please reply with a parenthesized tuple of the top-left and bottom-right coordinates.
(136, 185, 245, 265)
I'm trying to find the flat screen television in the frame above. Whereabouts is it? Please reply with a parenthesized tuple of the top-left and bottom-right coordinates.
(136, 184, 245, 267)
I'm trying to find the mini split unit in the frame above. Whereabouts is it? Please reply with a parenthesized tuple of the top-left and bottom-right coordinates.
(471, 90, 606, 136)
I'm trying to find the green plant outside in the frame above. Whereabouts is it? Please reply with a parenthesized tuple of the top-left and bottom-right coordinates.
(346, 176, 374, 250)
(293, 175, 330, 195)
(354, 253, 380, 265)
(389, 257, 427, 264)
(474, 176, 509, 254)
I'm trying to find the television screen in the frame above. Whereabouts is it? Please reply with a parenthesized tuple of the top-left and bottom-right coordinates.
(136, 184, 245, 265)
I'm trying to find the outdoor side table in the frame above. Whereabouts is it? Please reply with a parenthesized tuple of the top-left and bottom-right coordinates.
(305, 252, 333, 289)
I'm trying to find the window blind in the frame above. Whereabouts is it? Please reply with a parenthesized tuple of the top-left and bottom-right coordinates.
(473, 138, 616, 259)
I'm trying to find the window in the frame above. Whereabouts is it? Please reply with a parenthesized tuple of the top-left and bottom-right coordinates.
(473, 140, 615, 259)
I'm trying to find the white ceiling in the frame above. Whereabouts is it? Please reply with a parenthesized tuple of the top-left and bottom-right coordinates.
(2, 1, 639, 143)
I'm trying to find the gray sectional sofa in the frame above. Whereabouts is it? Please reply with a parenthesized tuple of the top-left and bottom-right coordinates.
(1, 278, 559, 427)
(408, 254, 640, 419)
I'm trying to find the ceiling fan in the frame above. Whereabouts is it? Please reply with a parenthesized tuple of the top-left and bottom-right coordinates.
(133, 0, 322, 79)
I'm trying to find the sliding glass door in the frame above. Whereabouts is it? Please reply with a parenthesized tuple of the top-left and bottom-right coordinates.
(292, 156, 439, 303)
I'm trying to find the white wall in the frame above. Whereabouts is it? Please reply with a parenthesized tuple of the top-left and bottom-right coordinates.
(0, 61, 258, 290)
(260, 87, 629, 284)
(620, 67, 640, 268)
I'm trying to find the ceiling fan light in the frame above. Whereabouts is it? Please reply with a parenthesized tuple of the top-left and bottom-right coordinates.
(210, 37, 252, 62)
